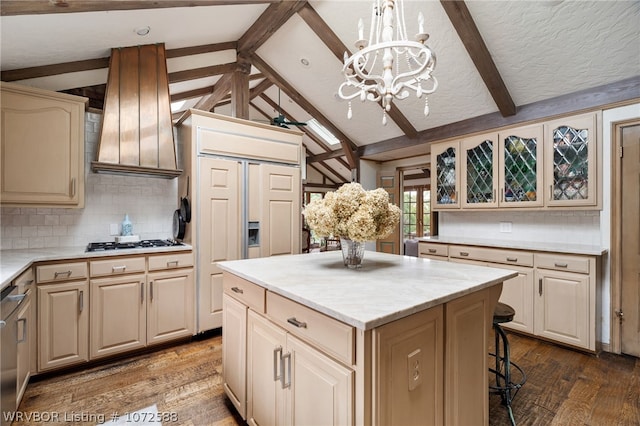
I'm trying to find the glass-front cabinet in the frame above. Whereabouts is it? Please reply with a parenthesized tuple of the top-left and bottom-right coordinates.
(498, 124, 544, 208)
(461, 133, 499, 208)
(432, 141, 460, 209)
(544, 112, 597, 207)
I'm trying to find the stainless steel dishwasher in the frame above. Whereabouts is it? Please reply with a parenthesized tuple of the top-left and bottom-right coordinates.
(1, 284, 26, 425)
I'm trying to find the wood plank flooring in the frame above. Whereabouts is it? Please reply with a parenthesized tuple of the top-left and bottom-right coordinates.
(14, 330, 640, 425)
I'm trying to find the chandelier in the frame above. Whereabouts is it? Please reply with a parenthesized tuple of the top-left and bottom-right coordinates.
(338, 0, 438, 125)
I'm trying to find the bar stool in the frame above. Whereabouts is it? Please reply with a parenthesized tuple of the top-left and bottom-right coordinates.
(489, 302, 527, 426)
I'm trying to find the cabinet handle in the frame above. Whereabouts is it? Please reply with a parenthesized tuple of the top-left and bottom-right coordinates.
(167, 260, 179, 267)
(287, 317, 307, 328)
(500, 188, 504, 202)
(459, 252, 469, 257)
(150, 281, 154, 301)
(140, 282, 145, 303)
(231, 287, 244, 294)
(17, 318, 27, 343)
(506, 257, 518, 262)
(22, 279, 34, 286)
(538, 278, 543, 296)
(549, 185, 553, 201)
(273, 346, 283, 382)
(112, 265, 127, 272)
(554, 263, 568, 268)
(70, 178, 76, 197)
(79, 290, 84, 313)
(428, 249, 437, 253)
(281, 352, 291, 389)
(493, 189, 496, 202)
(54, 270, 72, 278)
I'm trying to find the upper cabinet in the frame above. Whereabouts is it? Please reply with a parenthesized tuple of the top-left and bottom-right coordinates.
(544, 112, 598, 207)
(1, 82, 87, 208)
(433, 111, 600, 211)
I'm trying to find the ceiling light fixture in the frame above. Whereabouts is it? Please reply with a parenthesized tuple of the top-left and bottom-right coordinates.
(135, 26, 151, 36)
(338, 0, 437, 125)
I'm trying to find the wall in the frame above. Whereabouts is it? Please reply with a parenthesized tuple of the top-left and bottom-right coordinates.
(0, 111, 178, 250)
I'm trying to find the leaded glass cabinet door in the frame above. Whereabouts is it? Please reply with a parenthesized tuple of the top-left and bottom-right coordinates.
(461, 133, 499, 208)
(498, 125, 544, 207)
(431, 141, 460, 209)
(544, 112, 598, 207)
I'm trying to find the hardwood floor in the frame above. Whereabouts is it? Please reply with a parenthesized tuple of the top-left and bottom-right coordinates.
(14, 330, 639, 425)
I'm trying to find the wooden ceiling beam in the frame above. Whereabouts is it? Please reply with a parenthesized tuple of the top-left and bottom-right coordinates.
(169, 62, 238, 83)
(192, 73, 233, 112)
(440, 0, 516, 117)
(297, 2, 418, 139)
(250, 79, 273, 99)
(309, 164, 339, 186)
(236, 1, 308, 53)
(1, 1, 277, 16)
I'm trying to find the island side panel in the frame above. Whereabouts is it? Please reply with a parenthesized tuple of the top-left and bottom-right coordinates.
(444, 283, 502, 426)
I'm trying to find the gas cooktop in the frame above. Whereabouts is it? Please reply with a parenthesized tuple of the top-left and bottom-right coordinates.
(86, 239, 183, 252)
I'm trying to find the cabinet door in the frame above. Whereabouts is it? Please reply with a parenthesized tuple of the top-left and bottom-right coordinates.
(497, 265, 534, 334)
(198, 156, 240, 332)
(246, 310, 287, 426)
(461, 133, 499, 208)
(16, 291, 32, 406)
(38, 280, 89, 371)
(534, 269, 590, 349)
(544, 112, 598, 207)
(223, 294, 248, 420)
(90, 274, 146, 359)
(432, 141, 460, 209)
(147, 268, 195, 345)
(259, 163, 301, 257)
(285, 334, 353, 426)
(498, 124, 544, 207)
(1, 84, 85, 207)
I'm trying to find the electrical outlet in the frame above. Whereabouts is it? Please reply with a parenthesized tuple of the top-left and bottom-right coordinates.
(109, 223, 119, 236)
(407, 348, 423, 391)
(499, 221, 512, 233)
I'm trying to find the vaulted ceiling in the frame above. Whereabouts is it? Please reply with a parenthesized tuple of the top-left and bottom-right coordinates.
(2, 1, 639, 186)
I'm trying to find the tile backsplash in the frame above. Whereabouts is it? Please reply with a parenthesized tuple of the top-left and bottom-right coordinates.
(0, 112, 178, 250)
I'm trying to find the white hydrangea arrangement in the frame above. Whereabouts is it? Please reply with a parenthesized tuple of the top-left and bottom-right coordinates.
(302, 182, 401, 242)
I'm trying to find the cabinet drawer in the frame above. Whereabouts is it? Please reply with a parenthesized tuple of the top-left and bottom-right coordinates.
(37, 262, 88, 283)
(223, 272, 265, 313)
(14, 267, 35, 293)
(147, 252, 194, 271)
(449, 245, 533, 267)
(267, 292, 354, 366)
(90, 257, 146, 277)
(419, 242, 448, 257)
(535, 253, 590, 274)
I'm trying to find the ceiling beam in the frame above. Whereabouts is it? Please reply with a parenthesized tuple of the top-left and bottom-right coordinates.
(297, 2, 418, 139)
(250, 79, 274, 99)
(236, 1, 308, 53)
(192, 72, 233, 112)
(1, 1, 277, 16)
(440, 0, 516, 117)
(169, 62, 238, 83)
(358, 76, 640, 158)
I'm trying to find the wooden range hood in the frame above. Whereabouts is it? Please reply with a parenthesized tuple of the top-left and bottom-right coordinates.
(92, 43, 182, 178)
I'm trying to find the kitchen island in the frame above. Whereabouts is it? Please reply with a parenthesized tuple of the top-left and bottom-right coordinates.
(218, 250, 517, 426)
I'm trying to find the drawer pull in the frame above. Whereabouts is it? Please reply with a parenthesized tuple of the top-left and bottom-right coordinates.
(428, 249, 437, 253)
(167, 260, 179, 267)
(506, 257, 518, 262)
(539, 279, 543, 296)
(281, 352, 292, 389)
(17, 318, 27, 343)
(554, 263, 568, 268)
(231, 287, 244, 294)
(112, 265, 127, 272)
(150, 281, 154, 301)
(459, 252, 469, 257)
(287, 317, 307, 328)
(54, 270, 72, 278)
(140, 282, 145, 303)
(22, 279, 34, 286)
(79, 290, 84, 313)
(273, 346, 282, 381)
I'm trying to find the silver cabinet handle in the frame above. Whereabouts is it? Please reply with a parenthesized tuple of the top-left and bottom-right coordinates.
(549, 185, 553, 201)
(17, 318, 27, 343)
(150, 281, 154, 301)
(459, 252, 469, 257)
(287, 317, 307, 328)
(0, 320, 5, 329)
(231, 287, 244, 294)
(140, 282, 145, 303)
(501, 188, 504, 202)
(538, 278, 543, 296)
(493, 189, 496, 201)
(112, 265, 127, 272)
(54, 270, 72, 278)
(428, 249, 436, 253)
(273, 346, 282, 382)
(70, 178, 76, 197)
(506, 257, 518, 262)
(281, 352, 291, 389)
(7, 294, 26, 303)
(79, 290, 84, 313)
(554, 263, 568, 268)
(167, 260, 179, 267)
(22, 279, 34, 286)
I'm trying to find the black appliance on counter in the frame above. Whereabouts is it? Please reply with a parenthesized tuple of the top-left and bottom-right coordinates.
(86, 239, 184, 252)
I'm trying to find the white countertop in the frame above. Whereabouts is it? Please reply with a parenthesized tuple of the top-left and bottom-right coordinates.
(218, 250, 517, 330)
(418, 236, 607, 256)
(1, 244, 192, 290)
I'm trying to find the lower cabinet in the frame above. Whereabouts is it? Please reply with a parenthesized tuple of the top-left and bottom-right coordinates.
(16, 288, 33, 406)
(246, 310, 353, 426)
(222, 294, 248, 418)
(146, 268, 194, 345)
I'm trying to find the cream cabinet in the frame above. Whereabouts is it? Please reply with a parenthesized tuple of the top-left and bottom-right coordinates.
(15, 268, 35, 406)
(222, 294, 248, 418)
(0, 82, 87, 208)
(177, 110, 302, 334)
(432, 141, 461, 209)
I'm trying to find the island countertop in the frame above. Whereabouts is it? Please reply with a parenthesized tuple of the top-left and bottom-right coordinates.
(218, 250, 517, 330)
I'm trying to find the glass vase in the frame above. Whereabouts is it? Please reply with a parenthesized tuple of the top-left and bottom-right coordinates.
(340, 237, 365, 269)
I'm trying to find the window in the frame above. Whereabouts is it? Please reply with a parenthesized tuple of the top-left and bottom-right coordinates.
(403, 186, 430, 239)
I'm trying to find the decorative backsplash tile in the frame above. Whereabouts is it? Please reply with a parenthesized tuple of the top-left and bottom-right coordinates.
(0, 112, 178, 250)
